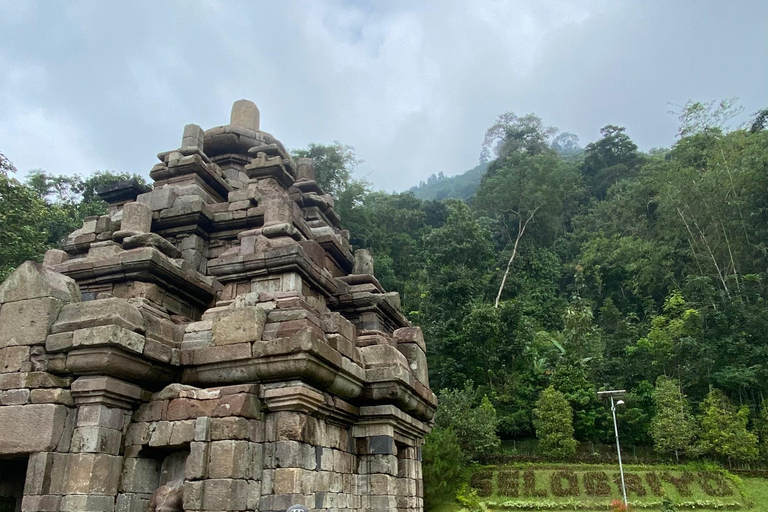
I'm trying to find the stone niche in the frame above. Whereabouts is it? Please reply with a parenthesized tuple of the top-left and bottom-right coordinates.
(0, 100, 436, 512)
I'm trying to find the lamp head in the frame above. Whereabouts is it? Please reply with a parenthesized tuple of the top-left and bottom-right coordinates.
(616, 400, 625, 406)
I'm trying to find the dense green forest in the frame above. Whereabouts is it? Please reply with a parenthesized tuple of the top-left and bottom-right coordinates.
(3, 100, 768, 475)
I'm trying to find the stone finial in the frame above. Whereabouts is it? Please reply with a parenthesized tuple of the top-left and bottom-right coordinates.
(182, 123, 204, 150)
(43, 249, 69, 267)
(230, 99, 260, 131)
(296, 158, 316, 181)
(353, 249, 374, 275)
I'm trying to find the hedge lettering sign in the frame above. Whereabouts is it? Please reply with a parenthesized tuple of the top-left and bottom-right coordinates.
(470, 468, 734, 498)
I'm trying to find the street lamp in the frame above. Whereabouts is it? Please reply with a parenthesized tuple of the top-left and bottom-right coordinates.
(598, 389, 627, 508)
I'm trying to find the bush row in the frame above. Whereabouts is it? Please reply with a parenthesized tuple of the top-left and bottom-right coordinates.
(483, 454, 670, 466)
(485, 499, 744, 510)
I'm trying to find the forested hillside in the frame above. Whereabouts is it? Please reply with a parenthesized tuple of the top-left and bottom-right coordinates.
(3, 100, 768, 477)
(327, 102, 768, 475)
(408, 162, 488, 200)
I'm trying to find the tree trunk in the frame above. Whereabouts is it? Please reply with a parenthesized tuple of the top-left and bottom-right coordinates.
(494, 226, 524, 308)
(494, 207, 539, 308)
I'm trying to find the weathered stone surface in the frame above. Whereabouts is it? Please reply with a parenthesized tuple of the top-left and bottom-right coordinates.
(203, 478, 249, 510)
(211, 306, 266, 345)
(0, 261, 80, 304)
(0, 297, 65, 348)
(208, 440, 251, 478)
(72, 325, 146, 354)
(183, 123, 205, 149)
(52, 298, 145, 334)
(209, 416, 252, 440)
(137, 186, 179, 211)
(76, 404, 126, 429)
(397, 342, 429, 386)
(70, 425, 122, 454)
(0, 404, 69, 455)
(0, 388, 30, 405)
(122, 233, 181, 258)
(30, 388, 74, 406)
(43, 248, 69, 267)
(59, 494, 116, 511)
(360, 344, 410, 370)
(70, 376, 143, 406)
(115, 493, 150, 512)
(46, 332, 74, 353)
(61, 453, 123, 494)
(393, 326, 426, 352)
(353, 248, 374, 274)
(185, 441, 209, 479)
(296, 158, 316, 181)
(0, 345, 30, 372)
(166, 398, 218, 421)
(121, 457, 161, 493)
(119, 201, 152, 235)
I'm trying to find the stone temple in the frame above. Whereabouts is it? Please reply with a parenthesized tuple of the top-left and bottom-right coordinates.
(0, 100, 436, 512)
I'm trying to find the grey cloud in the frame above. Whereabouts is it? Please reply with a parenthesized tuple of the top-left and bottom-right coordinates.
(0, 0, 765, 192)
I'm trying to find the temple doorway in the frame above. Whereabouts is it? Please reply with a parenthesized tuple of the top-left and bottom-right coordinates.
(0, 458, 28, 512)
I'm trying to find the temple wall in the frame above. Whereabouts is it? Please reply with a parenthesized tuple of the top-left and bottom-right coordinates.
(0, 100, 434, 512)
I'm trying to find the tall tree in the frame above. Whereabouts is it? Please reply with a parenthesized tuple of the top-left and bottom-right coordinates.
(0, 160, 48, 281)
(0, 151, 17, 175)
(476, 114, 580, 307)
(669, 97, 743, 138)
(422, 427, 465, 509)
(290, 141, 360, 198)
(533, 386, 577, 458)
(551, 132, 582, 157)
(481, 112, 557, 159)
(26, 170, 147, 247)
(580, 125, 642, 200)
(650, 377, 698, 462)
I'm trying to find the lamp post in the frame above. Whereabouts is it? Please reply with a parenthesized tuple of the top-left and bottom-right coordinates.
(598, 389, 627, 508)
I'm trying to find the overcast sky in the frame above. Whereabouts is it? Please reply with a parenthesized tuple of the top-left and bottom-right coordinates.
(1, 1, 766, 192)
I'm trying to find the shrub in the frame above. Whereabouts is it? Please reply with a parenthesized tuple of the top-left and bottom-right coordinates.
(661, 471, 693, 497)
(697, 472, 733, 497)
(422, 427, 465, 509)
(456, 485, 487, 512)
(614, 472, 646, 497)
(470, 470, 493, 497)
(533, 387, 577, 459)
(583, 471, 611, 496)
(645, 472, 664, 496)
(436, 384, 500, 460)
(498, 470, 520, 497)
(698, 389, 759, 463)
(523, 470, 547, 497)
(550, 470, 579, 497)
(660, 497, 677, 511)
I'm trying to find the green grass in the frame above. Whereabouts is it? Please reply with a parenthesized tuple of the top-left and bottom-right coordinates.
(439, 462, 768, 511)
